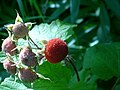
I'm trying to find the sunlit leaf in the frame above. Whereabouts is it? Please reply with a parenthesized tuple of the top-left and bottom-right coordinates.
(1, 77, 33, 90)
(29, 19, 76, 45)
(0, 85, 11, 90)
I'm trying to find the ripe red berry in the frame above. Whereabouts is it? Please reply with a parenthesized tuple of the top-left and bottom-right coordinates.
(18, 68, 38, 82)
(44, 38, 68, 63)
(19, 47, 38, 67)
(2, 37, 17, 55)
(12, 22, 28, 38)
(3, 58, 16, 75)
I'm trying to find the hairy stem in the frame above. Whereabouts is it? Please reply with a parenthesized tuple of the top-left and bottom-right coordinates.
(111, 78, 120, 90)
(28, 36, 41, 50)
(67, 57, 80, 82)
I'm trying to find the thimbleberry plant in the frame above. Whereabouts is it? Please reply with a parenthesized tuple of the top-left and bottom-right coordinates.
(0, 11, 80, 89)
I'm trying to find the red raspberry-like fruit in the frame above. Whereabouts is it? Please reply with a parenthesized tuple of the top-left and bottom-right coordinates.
(2, 37, 16, 55)
(3, 58, 16, 75)
(19, 47, 38, 67)
(18, 68, 38, 82)
(45, 38, 68, 63)
(12, 22, 28, 38)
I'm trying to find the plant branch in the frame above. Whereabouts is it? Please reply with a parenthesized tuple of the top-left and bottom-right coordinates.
(28, 36, 42, 50)
(111, 78, 120, 90)
(66, 56, 80, 82)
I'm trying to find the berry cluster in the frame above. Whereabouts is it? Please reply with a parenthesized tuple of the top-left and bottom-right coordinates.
(1, 12, 68, 83)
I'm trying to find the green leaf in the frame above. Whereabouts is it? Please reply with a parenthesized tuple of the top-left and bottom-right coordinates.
(17, 0, 26, 19)
(0, 85, 11, 90)
(0, 71, 10, 83)
(38, 62, 72, 82)
(29, 20, 76, 43)
(69, 69, 97, 90)
(46, 2, 70, 23)
(0, 64, 4, 71)
(17, 38, 27, 46)
(33, 62, 72, 90)
(97, 3, 111, 43)
(31, 0, 44, 22)
(0, 52, 6, 63)
(70, 0, 80, 23)
(69, 81, 96, 90)
(104, 0, 120, 18)
(1, 77, 33, 90)
(83, 43, 120, 80)
(115, 84, 120, 90)
(33, 79, 69, 90)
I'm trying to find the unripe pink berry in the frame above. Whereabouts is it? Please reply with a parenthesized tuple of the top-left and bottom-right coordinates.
(3, 58, 16, 75)
(19, 47, 38, 67)
(12, 22, 28, 38)
(18, 68, 38, 82)
(2, 37, 17, 55)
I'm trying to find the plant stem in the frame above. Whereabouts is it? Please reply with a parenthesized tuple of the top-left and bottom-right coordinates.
(29, 36, 41, 50)
(111, 78, 120, 90)
(67, 56, 80, 82)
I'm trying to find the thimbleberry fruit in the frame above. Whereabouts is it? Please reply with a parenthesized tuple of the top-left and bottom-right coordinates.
(3, 58, 16, 75)
(18, 68, 38, 82)
(45, 38, 68, 63)
(2, 37, 16, 55)
(12, 22, 28, 38)
(19, 47, 38, 67)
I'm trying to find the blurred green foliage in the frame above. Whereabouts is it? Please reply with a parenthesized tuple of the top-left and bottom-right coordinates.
(0, 0, 120, 90)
